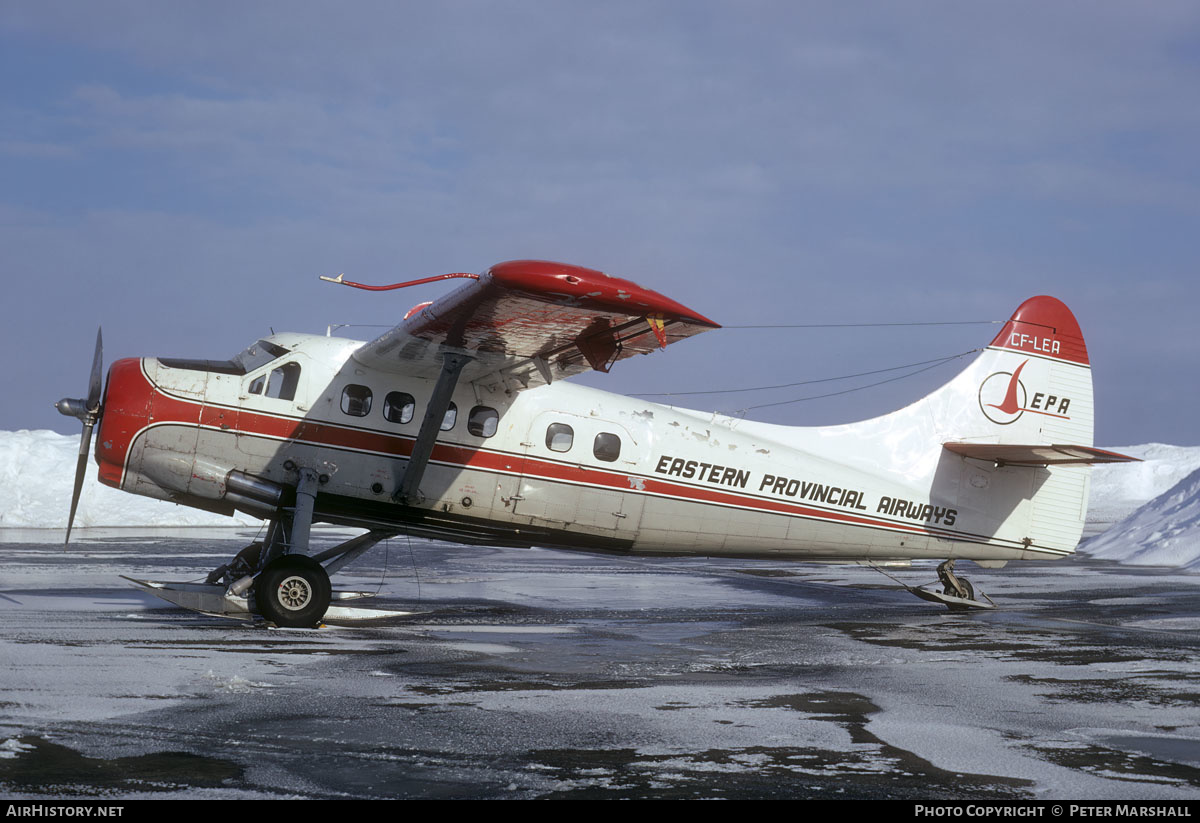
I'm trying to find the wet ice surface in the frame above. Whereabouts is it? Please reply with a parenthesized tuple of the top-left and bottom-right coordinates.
(1, 531, 1199, 799)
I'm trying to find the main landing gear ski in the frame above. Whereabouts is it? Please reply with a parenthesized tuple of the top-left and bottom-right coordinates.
(124, 469, 404, 626)
(908, 559, 995, 611)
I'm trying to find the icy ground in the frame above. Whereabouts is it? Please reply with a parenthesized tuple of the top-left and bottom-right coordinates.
(3, 430, 1200, 567)
(0, 538, 1197, 799)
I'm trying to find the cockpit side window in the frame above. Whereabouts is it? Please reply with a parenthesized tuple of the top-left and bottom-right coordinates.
(265, 363, 301, 401)
(248, 362, 300, 400)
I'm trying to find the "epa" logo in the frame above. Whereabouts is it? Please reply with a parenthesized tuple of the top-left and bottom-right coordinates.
(978, 360, 1072, 425)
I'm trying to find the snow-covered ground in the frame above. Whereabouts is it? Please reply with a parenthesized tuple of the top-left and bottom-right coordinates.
(2, 538, 1198, 799)
(2, 429, 1198, 568)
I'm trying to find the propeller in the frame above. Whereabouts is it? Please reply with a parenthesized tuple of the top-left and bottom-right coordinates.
(55, 328, 104, 546)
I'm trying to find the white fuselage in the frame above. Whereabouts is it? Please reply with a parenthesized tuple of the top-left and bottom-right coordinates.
(97, 332, 1088, 565)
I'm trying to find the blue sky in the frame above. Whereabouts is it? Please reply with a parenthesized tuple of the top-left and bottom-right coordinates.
(4, 1, 1198, 446)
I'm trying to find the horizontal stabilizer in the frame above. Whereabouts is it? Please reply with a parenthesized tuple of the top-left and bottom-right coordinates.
(943, 442, 1141, 467)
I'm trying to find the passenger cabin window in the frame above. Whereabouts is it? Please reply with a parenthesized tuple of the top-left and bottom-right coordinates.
(546, 423, 574, 452)
(341, 384, 373, 417)
(384, 391, 415, 424)
(248, 362, 300, 401)
(468, 406, 499, 438)
(594, 432, 621, 462)
(441, 402, 457, 431)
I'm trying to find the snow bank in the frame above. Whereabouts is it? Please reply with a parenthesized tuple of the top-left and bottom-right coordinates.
(0, 429, 261, 530)
(1084, 443, 1200, 537)
(1083, 466, 1200, 569)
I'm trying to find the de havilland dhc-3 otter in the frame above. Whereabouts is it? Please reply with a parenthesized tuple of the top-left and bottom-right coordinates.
(56, 260, 1138, 626)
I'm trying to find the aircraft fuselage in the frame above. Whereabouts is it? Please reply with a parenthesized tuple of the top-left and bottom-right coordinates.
(93, 332, 1080, 565)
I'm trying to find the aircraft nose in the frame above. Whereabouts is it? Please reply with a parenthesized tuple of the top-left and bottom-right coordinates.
(92, 357, 155, 490)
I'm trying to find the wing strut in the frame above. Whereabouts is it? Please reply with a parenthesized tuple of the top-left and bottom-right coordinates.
(394, 352, 474, 505)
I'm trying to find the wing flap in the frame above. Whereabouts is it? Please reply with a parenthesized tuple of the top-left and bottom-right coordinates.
(351, 260, 719, 387)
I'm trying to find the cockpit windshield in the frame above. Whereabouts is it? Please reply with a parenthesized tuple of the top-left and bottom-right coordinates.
(231, 339, 291, 373)
(158, 339, 291, 376)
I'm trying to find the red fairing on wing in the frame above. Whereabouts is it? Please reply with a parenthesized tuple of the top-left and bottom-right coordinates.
(988, 295, 1089, 366)
(94, 358, 154, 488)
(383, 260, 720, 377)
(486, 260, 720, 327)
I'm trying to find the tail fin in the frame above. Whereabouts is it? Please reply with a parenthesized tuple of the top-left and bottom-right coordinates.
(928, 295, 1094, 450)
(764, 295, 1136, 558)
(922, 296, 1136, 555)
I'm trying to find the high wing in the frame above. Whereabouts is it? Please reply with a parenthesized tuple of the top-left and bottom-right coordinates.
(349, 260, 720, 389)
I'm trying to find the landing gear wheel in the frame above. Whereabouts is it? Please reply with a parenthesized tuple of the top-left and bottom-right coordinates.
(946, 577, 975, 613)
(254, 555, 331, 628)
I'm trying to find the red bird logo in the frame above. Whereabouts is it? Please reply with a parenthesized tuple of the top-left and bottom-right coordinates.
(987, 359, 1027, 417)
(978, 360, 1073, 425)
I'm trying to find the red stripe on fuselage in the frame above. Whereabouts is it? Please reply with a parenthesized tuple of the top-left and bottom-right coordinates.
(116, 360, 997, 549)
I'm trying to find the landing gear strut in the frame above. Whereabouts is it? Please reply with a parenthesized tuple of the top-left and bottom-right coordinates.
(937, 559, 975, 610)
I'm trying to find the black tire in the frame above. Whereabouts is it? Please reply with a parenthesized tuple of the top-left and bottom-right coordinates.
(254, 555, 331, 628)
(233, 541, 265, 571)
(946, 577, 975, 613)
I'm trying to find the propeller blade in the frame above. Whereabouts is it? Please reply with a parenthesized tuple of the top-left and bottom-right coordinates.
(64, 327, 104, 547)
(65, 420, 95, 546)
(88, 328, 103, 411)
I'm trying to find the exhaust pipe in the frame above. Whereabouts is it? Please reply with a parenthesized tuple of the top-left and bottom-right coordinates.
(222, 491, 278, 517)
(225, 470, 285, 507)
